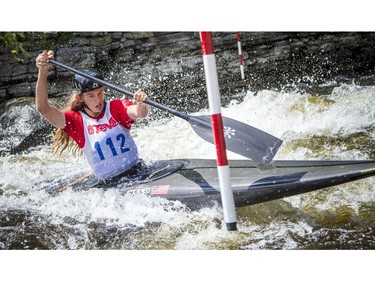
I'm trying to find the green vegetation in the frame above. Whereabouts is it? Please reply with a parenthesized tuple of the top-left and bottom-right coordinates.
(0, 32, 33, 60)
(0, 32, 73, 62)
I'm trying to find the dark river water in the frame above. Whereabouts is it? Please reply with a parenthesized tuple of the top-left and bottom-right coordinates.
(1, 68, 375, 281)
(1, 79, 374, 252)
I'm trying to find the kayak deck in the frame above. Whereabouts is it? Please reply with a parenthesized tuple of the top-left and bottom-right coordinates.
(49, 159, 375, 209)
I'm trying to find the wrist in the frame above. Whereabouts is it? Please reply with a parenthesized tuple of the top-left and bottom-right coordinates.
(38, 67, 49, 75)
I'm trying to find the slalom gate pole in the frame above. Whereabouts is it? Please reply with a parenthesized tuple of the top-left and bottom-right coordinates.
(200, 32, 237, 231)
(236, 32, 245, 80)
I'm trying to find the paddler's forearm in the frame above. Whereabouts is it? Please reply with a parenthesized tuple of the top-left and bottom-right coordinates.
(35, 68, 51, 114)
(136, 103, 149, 118)
(34, 50, 66, 129)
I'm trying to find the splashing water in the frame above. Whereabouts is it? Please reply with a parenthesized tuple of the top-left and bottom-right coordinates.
(1, 83, 375, 250)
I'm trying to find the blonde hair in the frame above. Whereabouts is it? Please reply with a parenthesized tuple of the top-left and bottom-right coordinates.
(51, 92, 83, 157)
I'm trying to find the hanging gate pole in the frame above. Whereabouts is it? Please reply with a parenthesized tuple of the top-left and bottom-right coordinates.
(236, 32, 245, 80)
(200, 32, 237, 231)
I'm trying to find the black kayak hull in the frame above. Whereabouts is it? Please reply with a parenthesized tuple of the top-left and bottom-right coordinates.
(59, 159, 375, 209)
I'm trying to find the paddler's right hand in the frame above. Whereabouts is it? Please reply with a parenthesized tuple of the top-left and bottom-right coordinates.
(36, 50, 54, 70)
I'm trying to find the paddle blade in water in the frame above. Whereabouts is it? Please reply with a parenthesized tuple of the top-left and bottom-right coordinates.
(188, 115, 283, 165)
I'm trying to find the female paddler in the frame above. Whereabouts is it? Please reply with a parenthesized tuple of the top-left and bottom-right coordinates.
(35, 50, 148, 181)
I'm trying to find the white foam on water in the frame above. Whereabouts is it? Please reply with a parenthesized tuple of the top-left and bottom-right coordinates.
(1, 82, 374, 249)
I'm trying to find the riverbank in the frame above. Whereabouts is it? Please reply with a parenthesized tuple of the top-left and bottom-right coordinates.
(1, 32, 375, 108)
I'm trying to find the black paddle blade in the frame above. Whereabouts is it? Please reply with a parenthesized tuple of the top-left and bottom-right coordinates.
(189, 115, 283, 165)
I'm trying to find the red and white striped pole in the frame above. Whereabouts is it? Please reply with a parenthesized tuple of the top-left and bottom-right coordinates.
(200, 32, 237, 231)
(236, 32, 245, 80)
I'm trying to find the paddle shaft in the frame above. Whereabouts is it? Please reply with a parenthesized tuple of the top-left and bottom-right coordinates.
(48, 60, 190, 122)
(48, 59, 282, 164)
(58, 171, 93, 192)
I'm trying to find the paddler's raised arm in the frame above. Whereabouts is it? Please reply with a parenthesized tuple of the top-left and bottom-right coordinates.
(35, 50, 66, 129)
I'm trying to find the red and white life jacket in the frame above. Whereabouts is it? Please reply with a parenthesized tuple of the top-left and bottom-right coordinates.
(79, 102, 139, 179)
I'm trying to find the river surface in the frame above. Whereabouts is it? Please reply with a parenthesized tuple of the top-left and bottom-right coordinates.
(0, 80, 375, 251)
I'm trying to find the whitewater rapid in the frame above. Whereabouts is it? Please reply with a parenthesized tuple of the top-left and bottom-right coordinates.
(0, 83, 374, 250)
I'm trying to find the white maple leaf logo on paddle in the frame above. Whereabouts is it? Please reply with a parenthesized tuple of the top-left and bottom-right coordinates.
(224, 126, 236, 139)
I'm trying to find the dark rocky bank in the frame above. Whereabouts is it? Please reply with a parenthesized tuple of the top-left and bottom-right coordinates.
(1, 32, 375, 109)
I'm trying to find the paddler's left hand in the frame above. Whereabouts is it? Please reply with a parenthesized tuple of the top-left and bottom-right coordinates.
(132, 89, 148, 104)
(128, 89, 149, 120)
